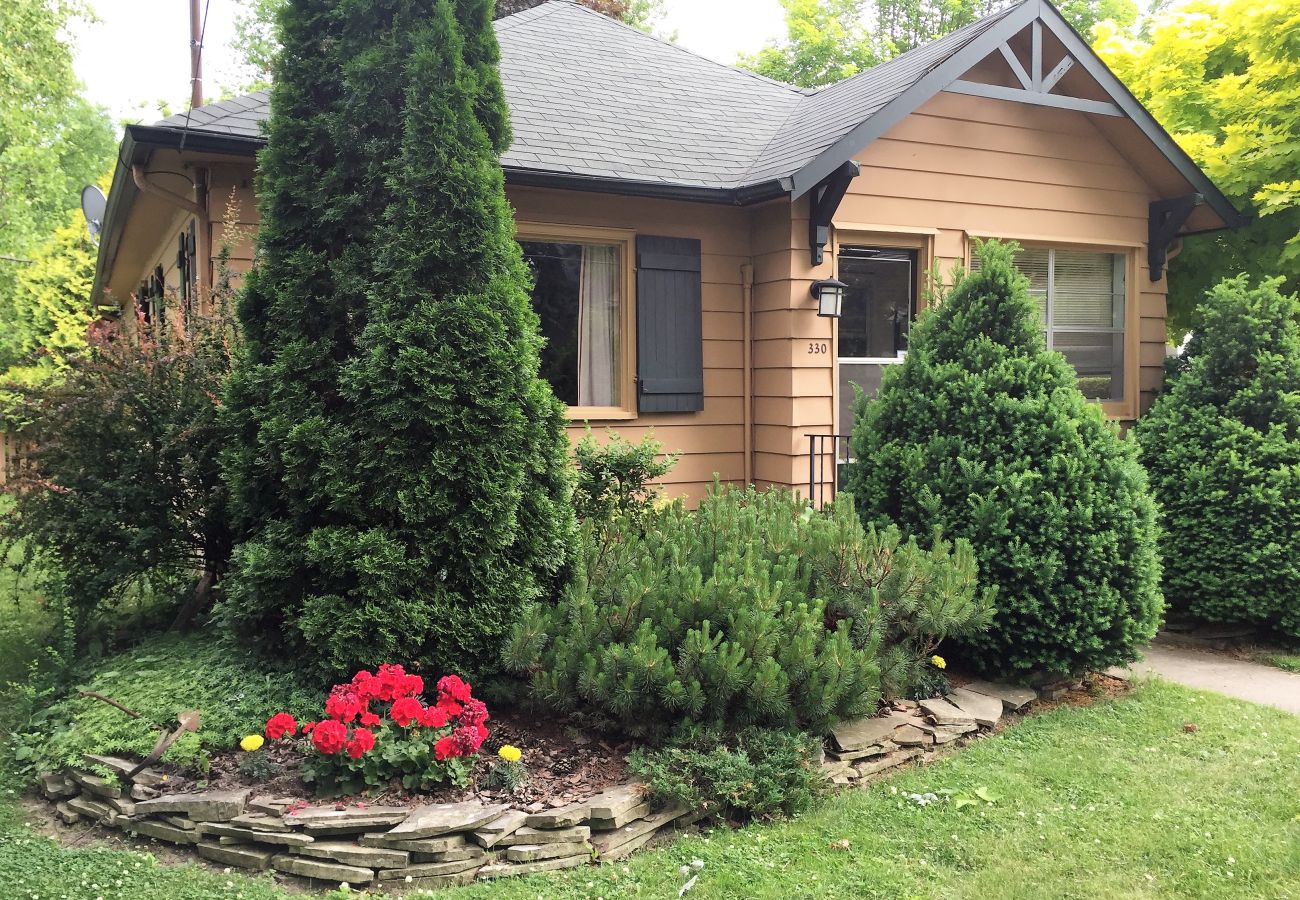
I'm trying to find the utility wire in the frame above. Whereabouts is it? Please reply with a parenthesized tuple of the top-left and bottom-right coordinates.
(178, 0, 213, 154)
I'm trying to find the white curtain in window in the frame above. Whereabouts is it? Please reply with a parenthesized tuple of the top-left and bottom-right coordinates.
(577, 244, 620, 407)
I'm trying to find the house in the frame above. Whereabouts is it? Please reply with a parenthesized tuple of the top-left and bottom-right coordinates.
(91, 0, 1240, 503)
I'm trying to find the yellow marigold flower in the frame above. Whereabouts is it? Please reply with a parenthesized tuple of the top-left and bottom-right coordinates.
(930, 655, 947, 670)
(497, 744, 522, 763)
(240, 734, 265, 752)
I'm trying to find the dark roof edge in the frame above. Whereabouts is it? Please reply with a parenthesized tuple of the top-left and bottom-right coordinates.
(504, 168, 790, 205)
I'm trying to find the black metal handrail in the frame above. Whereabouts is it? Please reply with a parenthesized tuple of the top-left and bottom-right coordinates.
(805, 432, 853, 509)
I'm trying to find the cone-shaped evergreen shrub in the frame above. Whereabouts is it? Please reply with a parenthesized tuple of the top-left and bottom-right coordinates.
(844, 241, 1162, 678)
(1136, 276, 1300, 639)
(220, 0, 574, 678)
(502, 486, 993, 740)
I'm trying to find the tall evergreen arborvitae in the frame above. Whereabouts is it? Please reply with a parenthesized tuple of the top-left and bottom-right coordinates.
(220, 0, 575, 677)
(845, 241, 1163, 679)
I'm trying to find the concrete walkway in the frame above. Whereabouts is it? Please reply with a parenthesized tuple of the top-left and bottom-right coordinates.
(1112, 645, 1300, 715)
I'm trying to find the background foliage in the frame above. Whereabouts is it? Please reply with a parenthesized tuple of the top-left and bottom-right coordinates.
(846, 241, 1163, 678)
(0, 0, 113, 362)
(1136, 276, 1300, 639)
(1096, 0, 1300, 336)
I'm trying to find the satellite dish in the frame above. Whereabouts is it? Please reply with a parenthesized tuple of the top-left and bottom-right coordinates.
(81, 185, 107, 242)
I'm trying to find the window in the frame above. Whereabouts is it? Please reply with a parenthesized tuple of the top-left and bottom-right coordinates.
(518, 236, 627, 411)
(976, 246, 1127, 402)
(838, 247, 917, 361)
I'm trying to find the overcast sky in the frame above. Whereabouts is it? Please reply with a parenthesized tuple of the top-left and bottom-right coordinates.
(72, 0, 788, 124)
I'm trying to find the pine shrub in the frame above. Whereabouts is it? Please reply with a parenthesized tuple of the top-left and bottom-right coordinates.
(1136, 276, 1300, 638)
(219, 0, 575, 678)
(845, 240, 1163, 678)
(502, 486, 992, 739)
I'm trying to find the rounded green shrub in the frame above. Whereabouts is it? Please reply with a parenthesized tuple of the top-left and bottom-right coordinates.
(844, 240, 1163, 678)
(1136, 276, 1300, 638)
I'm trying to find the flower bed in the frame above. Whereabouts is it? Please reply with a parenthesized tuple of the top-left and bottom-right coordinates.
(32, 676, 1057, 892)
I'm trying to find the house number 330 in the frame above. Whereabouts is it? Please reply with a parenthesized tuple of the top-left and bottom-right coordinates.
(807, 342, 829, 355)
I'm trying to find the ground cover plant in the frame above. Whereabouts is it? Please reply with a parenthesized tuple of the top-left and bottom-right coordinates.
(220, 0, 575, 680)
(1136, 276, 1300, 640)
(503, 485, 992, 739)
(9, 632, 320, 777)
(629, 726, 825, 822)
(845, 240, 1163, 679)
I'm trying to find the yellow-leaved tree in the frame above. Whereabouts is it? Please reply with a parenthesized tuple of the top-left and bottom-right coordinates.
(1096, 0, 1300, 335)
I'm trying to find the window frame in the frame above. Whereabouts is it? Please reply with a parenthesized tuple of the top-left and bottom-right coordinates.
(965, 234, 1139, 420)
(515, 222, 638, 422)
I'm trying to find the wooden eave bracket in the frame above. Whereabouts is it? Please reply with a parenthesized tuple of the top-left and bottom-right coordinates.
(809, 161, 860, 265)
(1148, 194, 1204, 281)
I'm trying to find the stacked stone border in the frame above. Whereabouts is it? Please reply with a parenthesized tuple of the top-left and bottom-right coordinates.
(37, 680, 1038, 893)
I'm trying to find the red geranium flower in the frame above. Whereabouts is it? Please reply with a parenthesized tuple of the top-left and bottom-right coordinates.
(437, 674, 473, 704)
(265, 712, 297, 741)
(302, 721, 317, 734)
(458, 698, 489, 728)
(389, 696, 424, 728)
(325, 687, 366, 723)
(434, 735, 458, 761)
(436, 696, 462, 718)
(451, 724, 485, 756)
(418, 705, 449, 729)
(311, 719, 348, 755)
(360, 711, 381, 727)
(345, 727, 376, 759)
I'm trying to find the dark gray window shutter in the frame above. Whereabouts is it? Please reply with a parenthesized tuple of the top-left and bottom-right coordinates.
(636, 235, 703, 413)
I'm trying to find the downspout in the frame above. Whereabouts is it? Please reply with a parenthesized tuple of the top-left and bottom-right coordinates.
(131, 163, 212, 303)
(741, 263, 754, 486)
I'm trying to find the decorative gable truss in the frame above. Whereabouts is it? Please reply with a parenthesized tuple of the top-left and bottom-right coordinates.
(942, 22, 1121, 118)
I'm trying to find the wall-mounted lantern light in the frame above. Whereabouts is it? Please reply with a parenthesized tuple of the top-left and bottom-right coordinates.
(810, 278, 847, 318)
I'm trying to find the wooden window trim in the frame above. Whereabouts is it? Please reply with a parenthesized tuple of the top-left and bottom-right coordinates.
(963, 232, 1139, 421)
(516, 221, 638, 421)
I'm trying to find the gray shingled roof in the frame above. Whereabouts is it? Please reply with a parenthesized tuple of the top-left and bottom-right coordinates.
(154, 0, 1018, 193)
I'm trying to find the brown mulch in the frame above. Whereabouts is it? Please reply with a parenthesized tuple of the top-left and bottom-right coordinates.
(161, 706, 631, 811)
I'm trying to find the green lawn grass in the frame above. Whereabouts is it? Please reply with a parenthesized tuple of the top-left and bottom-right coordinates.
(0, 678, 1296, 900)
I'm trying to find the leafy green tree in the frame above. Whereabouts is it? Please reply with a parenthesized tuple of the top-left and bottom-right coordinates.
(739, 0, 884, 87)
(1095, 0, 1300, 336)
(740, 0, 1135, 88)
(0, 208, 104, 419)
(0, 0, 114, 362)
(845, 241, 1163, 678)
(1136, 277, 1300, 640)
(220, 0, 575, 679)
(231, 0, 669, 90)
